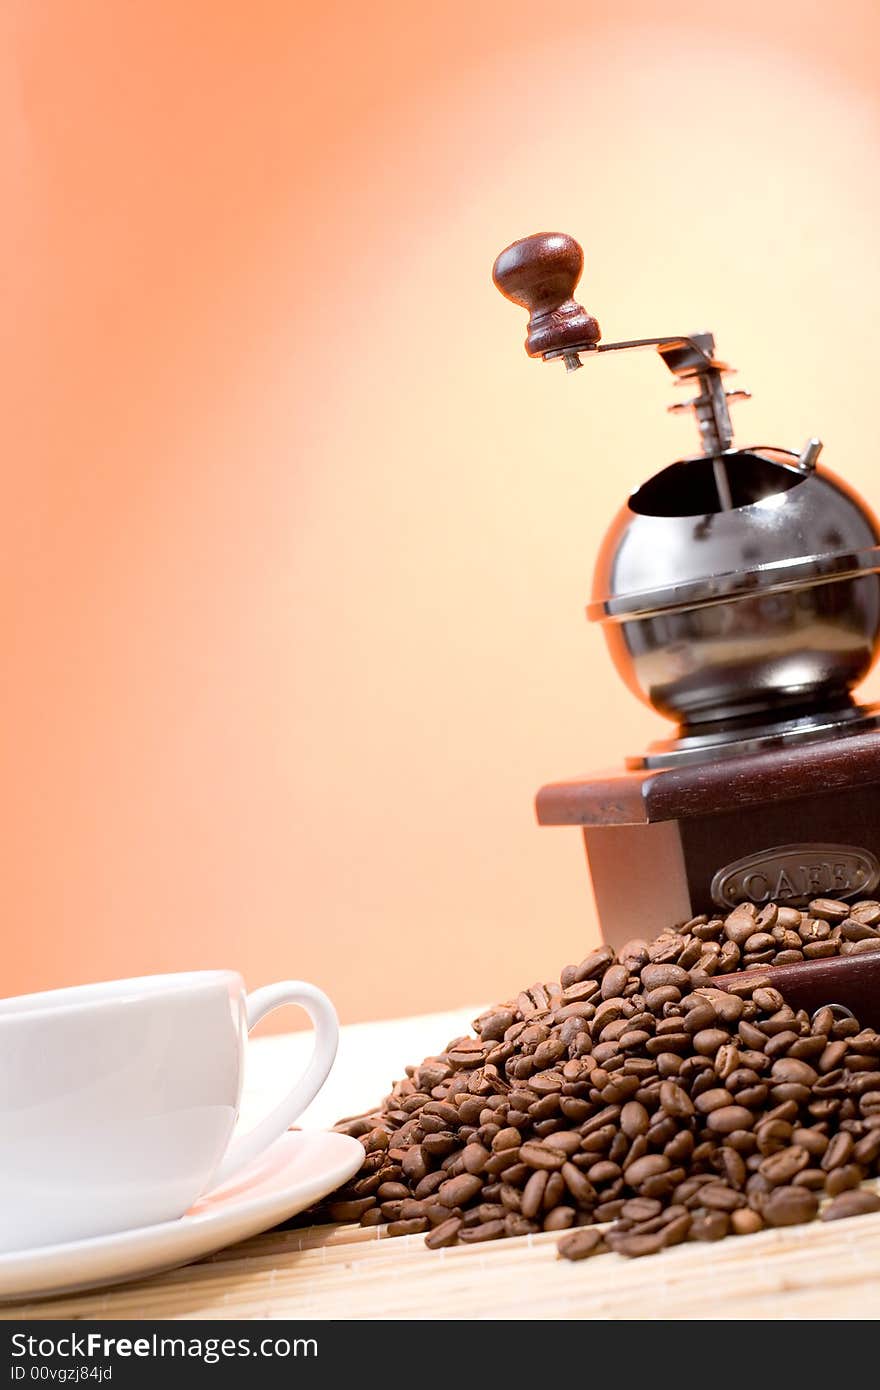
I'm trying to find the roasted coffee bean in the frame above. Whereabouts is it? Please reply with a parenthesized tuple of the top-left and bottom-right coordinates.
(497, 1162, 525, 1184)
(588, 1160, 622, 1184)
(413, 1170, 446, 1200)
(461, 1142, 489, 1174)
(458, 1219, 506, 1244)
(543, 1206, 576, 1231)
(380, 1200, 408, 1221)
(744, 933, 775, 956)
(581, 1125, 616, 1155)
(477, 1009, 515, 1042)
(491, 1127, 521, 1153)
(791, 1128, 828, 1157)
(850, 1071, 880, 1095)
(422, 1132, 457, 1157)
(621, 1197, 663, 1222)
(723, 911, 757, 947)
(772, 1058, 818, 1087)
(594, 1200, 625, 1221)
(738, 1020, 768, 1050)
(437, 1174, 482, 1208)
(424, 1100, 461, 1123)
(675, 1178, 714, 1209)
(842, 938, 880, 955)
(364, 1126, 390, 1153)
(327, 1198, 376, 1222)
(399, 1199, 427, 1220)
(561, 980, 600, 1004)
(645, 986, 681, 1012)
(756, 1118, 794, 1154)
(500, 1213, 533, 1237)
(682, 1000, 717, 1033)
(620, 937, 651, 965)
(561, 1162, 596, 1206)
(691, 1211, 730, 1241)
(625, 1154, 670, 1186)
(792, 1168, 825, 1191)
(530, 1093, 562, 1121)
(659, 1080, 694, 1117)
(854, 1130, 880, 1165)
(842, 919, 880, 943)
(557, 1228, 605, 1261)
(707, 1105, 755, 1135)
(817, 1045, 845, 1073)
(645, 1117, 676, 1147)
(600, 964, 629, 1000)
(730, 1207, 764, 1235)
(520, 1169, 548, 1219)
(774, 907, 801, 928)
(803, 940, 838, 960)
(694, 1088, 734, 1115)
(575, 947, 615, 982)
(825, 1164, 865, 1196)
(349, 1171, 383, 1198)
(641, 964, 690, 991)
(849, 900, 880, 924)
(543, 1131, 581, 1156)
(822, 1189, 880, 1220)
(387, 1217, 429, 1236)
(456, 1097, 485, 1125)
(714, 1146, 747, 1188)
(519, 1141, 566, 1170)
(642, 1166, 686, 1200)
(736, 1085, 769, 1108)
(758, 1147, 810, 1185)
(714, 1043, 740, 1080)
(620, 1100, 649, 1138)
(500, 1184, 522, 1217)
(560, 1097, 592, 1122)
(762, 1186, 819, 1227)
(700, 989, 744, 1023)
(608, 1230, 665, 1258)
(821, 1132, 854, 1171)
(377, 1181, 410, 1202)
(646, 1032, 690, 1056)
(401, 1146, 429, 1183)
(764, 1030, 800, 1059)
(630, 1211, 692, 1256)
(809, 898, 849, 922)
(480, 1149, 517, 1175)
(543, 1172, 565, 1208)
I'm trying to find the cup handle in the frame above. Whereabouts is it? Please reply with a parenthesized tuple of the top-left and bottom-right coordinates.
(209, 980, 339, 1188)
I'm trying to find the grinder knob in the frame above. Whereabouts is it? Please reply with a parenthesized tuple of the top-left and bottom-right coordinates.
(492, 232, 601, 363)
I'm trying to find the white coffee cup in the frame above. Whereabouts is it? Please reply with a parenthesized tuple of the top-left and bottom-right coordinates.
(0, 971, 339, 1252)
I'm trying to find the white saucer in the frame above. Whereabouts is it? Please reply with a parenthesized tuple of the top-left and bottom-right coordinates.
(0, 1130, 363, 1303)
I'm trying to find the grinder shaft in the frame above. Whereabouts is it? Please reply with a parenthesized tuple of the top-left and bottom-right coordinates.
(492, 231, 751, 508)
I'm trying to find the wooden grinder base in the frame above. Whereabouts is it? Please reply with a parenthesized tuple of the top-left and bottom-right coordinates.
(537, 729, 880, 952)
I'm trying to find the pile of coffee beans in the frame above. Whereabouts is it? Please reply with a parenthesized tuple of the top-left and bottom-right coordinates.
(321, 899, 880, 1259)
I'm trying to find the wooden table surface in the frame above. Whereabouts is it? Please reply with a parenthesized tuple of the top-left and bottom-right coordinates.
(6, 1008, 880, 1321)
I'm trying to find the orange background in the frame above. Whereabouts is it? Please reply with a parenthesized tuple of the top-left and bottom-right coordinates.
(4, 1, 880, 1027)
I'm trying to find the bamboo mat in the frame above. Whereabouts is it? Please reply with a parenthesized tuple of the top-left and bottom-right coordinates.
(4, 1014, 880, 1320)
(6, 1204, 880, 1320)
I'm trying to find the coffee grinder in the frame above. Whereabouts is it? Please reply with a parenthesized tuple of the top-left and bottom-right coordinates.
(493, 232, 880, 951)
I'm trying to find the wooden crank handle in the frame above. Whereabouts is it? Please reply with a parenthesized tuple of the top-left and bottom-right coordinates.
(712, 952, 880, 1030)
(492, 232, 601, 358)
